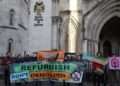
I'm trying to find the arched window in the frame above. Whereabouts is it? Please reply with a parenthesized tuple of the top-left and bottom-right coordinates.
(9, 9, 15, 25)
(103, 40, 112, 57)
(7, 38, 13, 54)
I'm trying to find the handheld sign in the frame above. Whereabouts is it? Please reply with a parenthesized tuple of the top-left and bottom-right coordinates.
(36, 50, 64, 62)
(109, 57, 120, 70)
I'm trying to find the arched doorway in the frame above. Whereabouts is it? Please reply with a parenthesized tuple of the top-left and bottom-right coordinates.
(99, 16, 120, 57)
(103, 40, 112, 57)
(84, 0, 120, 57)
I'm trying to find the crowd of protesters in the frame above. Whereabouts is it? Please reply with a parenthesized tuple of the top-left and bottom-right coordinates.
(0, 51, 118, 86)
(0, 51, 35, 86)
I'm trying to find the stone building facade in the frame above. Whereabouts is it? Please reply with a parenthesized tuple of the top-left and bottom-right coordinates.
(0, 0, 29, 56)
(0, 0, 120, 57)
(60, 0, 120, 57)
(81, 0, 120, 57)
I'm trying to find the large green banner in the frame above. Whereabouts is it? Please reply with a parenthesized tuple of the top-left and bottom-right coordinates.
(10, 61, 84, 83)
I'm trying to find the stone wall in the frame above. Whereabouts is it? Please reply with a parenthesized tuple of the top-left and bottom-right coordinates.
(0, 0, 29, 56)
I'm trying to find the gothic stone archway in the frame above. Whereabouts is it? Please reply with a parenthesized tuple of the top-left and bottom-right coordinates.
(99, 16, 120, 57)
(84, 0, 120, 56)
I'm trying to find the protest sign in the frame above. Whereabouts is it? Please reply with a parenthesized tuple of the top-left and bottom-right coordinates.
(36, 50, 64, 62)
(109, 57, 120, 70)
(10, 61, 84, 83)
(10, 72, 29, 83)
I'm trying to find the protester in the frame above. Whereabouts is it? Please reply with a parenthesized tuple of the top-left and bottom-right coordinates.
(2, 52, 12, 86)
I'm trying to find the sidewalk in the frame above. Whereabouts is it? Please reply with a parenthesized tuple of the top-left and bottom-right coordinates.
(0, 80, 5, 86)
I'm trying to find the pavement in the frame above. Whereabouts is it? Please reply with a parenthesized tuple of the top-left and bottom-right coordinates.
(1, 80, 120, 86)
(0, 80, 98, 86)
(0, 80, 5, 86)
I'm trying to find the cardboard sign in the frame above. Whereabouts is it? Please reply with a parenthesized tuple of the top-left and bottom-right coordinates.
(10, 61, 83, 83)
(36, 50, 64, 62)
(109, 57, 120, 70)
